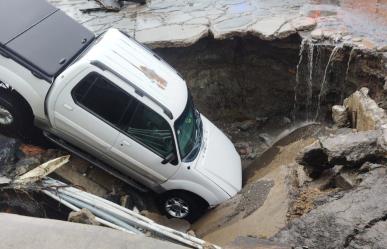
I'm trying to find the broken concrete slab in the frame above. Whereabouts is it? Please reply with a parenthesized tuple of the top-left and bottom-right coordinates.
(297, 130, 384, 175)
(273, 164, 387, 249)
(48, 0, 317, 47)
(135, 24, 209, 48)
(344, 87, 387, 131)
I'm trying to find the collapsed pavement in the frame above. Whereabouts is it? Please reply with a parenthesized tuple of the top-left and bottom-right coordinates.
(1, 0, 387, 248)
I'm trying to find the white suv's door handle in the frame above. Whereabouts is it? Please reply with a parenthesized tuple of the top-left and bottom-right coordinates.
(64, 104, 73, 111)
(120, 140, 131, 147)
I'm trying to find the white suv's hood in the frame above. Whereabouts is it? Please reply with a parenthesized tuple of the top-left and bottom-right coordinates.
(195, 116, 242, 197)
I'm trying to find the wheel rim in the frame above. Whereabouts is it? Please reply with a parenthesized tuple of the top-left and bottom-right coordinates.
(165, 197, 190, 218)
(0, 105, 13, 125)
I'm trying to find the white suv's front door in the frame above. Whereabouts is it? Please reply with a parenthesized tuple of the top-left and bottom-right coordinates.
(110, 98, 180, 183)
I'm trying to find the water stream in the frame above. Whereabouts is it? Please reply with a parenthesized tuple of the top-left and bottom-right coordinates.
(314, 45, 341, 120)
(293, 39, 309, 121)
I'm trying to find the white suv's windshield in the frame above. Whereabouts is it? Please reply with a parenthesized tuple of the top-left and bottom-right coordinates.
(174, 95, 202, 162)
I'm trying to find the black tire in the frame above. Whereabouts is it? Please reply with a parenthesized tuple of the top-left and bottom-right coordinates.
(0, 91, 34, 139)
(159, 191, 208, 222)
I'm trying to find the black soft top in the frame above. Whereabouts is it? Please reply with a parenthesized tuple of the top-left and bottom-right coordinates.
(0, 0, 95, 82)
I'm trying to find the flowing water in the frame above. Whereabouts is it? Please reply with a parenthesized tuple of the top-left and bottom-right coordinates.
(314, 45, 341, 120)
(306, 42, 315, 121)
(341, 47, 356, 102)
(292, 39, 309, 121)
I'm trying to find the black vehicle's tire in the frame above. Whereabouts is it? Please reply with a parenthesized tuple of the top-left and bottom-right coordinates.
(159, 191, 208, 222)
(0, 92, 34, 139)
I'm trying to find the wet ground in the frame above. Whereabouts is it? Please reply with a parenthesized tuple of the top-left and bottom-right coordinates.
(192, 123, 326, 246)
(304, 0, 387, 44)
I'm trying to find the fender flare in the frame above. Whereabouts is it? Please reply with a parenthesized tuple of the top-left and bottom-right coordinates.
(0, 64, 46, 119)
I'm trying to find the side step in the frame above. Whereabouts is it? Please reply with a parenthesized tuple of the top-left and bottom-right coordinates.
(43, 131, 149, 193)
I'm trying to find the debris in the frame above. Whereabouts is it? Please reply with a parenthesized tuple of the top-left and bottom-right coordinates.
(12, 156, 70, 184)
(0, 135, 18, 167)
(344, 87, 387, 131)
(19, 144, 46, 156)
(237, 120, 256, 131)
(334, 171, 356, 189)
(258, 133, 272, 146)
(41, 178, 220, 249)
(331, 105, 349, 127)
(297, 130, 384, 176)
(68, 208, 101, 226)
(80, 0, 146, 13)
(0, 176, 10, 185)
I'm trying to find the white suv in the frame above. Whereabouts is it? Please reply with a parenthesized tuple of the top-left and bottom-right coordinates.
(0, 0, 242, 220)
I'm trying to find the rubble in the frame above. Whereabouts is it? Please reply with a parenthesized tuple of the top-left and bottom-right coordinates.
(332, 105, 349, 127)
(68, 208, 101, 226)
(344, 87, 387, 131)
(274, 164, 387, 249)
(0, 135, 18, 166)
(297, 130, 384, 176)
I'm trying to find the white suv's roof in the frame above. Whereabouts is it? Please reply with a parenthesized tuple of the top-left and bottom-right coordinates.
(82, 29, 188, 120)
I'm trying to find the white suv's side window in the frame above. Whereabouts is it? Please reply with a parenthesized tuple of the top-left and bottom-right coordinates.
(120, 103, 175, 159)
(72, 73, 175, 159)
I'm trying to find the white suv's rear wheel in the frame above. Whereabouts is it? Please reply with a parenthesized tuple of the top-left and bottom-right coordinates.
(0, 105, 14, 125)
(0, 92, 34, 139)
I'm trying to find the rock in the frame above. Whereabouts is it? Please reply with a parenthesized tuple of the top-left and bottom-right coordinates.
(0, 176, 10, 185)
(320, 130, 382, 166)
(256, 117, 269, 127)
(334, 171, 356, 189)
(347, 220, 387, 249)
(377, 45, 387, 52)
(68, 208, 100, 226)
(0, 135, 18, 168)
(311, 29, 323, 40)
(359, 162, 385, 172)
(249, 17, 287, 40)
(237, 120, 256, 131)
(136, 24, 209, 48)
(290, 17, 316, 31)
(235, 142, 252, 156)
(12, 157, 41, 177)
(332, 105, 349, 127)
(297, 130, 384, 177)
(19, 144, 46, 157)
(274, 165, 387, 249)
(187, 230, 196, 237)
(258, 133, 272, 146)
(296, 141, 328, 176)
(377, 128, 387, 152)
(344, 87, 387, 131)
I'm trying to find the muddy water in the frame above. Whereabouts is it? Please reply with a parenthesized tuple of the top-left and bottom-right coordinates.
(193, 123, 325, 246)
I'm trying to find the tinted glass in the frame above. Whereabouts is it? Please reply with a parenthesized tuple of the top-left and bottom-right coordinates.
(122, 103, 174, 158)
(73, 73, 133, 126)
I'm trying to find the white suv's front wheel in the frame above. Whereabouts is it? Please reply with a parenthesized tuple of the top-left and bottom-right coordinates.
(159, 191, 208, 222)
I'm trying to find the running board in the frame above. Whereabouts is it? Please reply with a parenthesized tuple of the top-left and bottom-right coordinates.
(43, 131, 148, 193)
